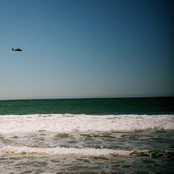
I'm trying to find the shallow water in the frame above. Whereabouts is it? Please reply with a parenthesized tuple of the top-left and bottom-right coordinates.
(0, 115, 174, 173)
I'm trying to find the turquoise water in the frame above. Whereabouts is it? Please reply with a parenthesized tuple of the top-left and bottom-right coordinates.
(0, 97, 174, 173)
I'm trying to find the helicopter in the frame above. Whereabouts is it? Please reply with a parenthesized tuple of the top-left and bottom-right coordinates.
(12, 47, 23, 51)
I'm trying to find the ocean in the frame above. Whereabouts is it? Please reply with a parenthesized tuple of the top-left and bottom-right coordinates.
(0, 97, 174, 174)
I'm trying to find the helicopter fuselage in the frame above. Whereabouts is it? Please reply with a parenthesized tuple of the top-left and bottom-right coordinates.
(12, 48, 22, 51)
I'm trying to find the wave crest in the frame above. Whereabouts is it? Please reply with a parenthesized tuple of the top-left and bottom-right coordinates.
(0, 114, 174, 133)
(1, 146, 174, 159)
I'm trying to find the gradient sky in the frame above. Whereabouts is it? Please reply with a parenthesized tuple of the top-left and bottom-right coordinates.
(0, 0, 174, 99)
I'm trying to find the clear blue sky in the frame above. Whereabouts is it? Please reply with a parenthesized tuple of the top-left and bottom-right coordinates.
(0, 0, 173, 99)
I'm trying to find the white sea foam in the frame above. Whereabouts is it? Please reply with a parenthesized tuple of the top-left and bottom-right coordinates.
(0, 114, 174, 133)
(1, 146, 173, 158)
(0, 146, 132, 156)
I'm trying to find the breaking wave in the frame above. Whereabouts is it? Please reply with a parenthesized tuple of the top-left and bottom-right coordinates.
(0, 114, 174, 133)
(1, 146, 174, 159)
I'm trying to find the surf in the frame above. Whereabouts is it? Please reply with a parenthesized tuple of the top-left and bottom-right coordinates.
(0, 114, 174, 133)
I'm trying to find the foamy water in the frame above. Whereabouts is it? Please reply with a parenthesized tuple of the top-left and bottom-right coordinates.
(0, 114, 174, 173)
(1, 114, 174, 133)
(1, 146, 133, 156)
